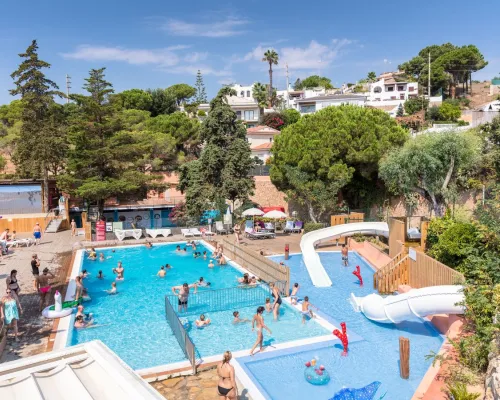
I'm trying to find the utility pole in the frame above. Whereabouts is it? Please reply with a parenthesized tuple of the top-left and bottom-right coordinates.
(66, 74, 71, 104)
(428, 52, 431, 100)
(285, 62, 290, 109)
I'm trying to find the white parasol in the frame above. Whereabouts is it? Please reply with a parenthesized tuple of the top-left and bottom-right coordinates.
(242, 208, 265, 216)
(262, 210, 287, 219)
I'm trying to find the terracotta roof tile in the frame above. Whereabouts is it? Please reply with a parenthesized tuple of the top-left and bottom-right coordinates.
(246, 125, 280, 134)
(251, 142, 273, 150)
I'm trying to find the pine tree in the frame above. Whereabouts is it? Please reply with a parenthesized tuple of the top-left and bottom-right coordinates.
(10, 40, 65, 211)
(195, 70, 207, 103)
(397, 103, 404, 117)
(178, 87, 255, 218)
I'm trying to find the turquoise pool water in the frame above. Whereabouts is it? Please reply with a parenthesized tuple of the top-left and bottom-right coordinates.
(242, 252, 444, 400)
(69, 243, 328, 369)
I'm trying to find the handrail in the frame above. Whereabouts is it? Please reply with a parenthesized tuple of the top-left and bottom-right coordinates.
(374, 253, 410, 294)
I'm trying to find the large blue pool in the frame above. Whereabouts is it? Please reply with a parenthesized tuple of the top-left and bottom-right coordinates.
(238, 252, 443, 400)
(69, 243, 328, 369)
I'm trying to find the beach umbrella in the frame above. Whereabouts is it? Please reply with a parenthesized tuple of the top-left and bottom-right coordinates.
(262, 210, 287, 219)
(242, 208, 264, 216)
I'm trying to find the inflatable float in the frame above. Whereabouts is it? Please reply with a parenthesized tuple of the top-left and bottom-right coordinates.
(42, 291, 75, 319)
(304, 358, 330, 385)
(330, 381, 381, 400)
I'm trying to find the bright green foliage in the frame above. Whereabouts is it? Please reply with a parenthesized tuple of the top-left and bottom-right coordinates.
(146, 112, 201, 162)
(9, 40, 66, 211)
(446, 383, 480, 400)
(438, 102, 461, 121)
(0, 154, 6, 172)
(197, 110, 206, 117)
(146, 88, 177, 117)
(252, 82, 268, 109)
(114, 89, 152, 111)
(367, 71, 377, 82)
(478, 115, 500, 180)
(379, 130, 480, 216)
(194, 70, 207, 103)
(178, 87, 255, 219)
(166, 83, 196, 106)
(294, 75, 333, 90)
(303, 222, 324, 233)
(426, 105, 440, 121)
(270, 105, 408, 222)
(0, 100, 24, 126)
(119, 109, 151, 131)
(404, 96, 429, 115)
(396, 103, 404, 117)
(262, 49, 279, 100)
(58, 68, 161, 214)
(282, 108, 301, 127)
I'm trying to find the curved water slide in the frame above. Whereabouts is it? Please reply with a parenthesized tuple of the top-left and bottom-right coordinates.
(300, 222, 389, 287)
(350, 285, 465, 323)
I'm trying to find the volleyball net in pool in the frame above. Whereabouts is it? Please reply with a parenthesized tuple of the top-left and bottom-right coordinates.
(166, 284, 272, 317)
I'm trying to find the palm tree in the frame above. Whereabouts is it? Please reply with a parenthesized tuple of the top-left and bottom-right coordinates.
(262, 49, 279, 104)
(252, 82, 268, 115)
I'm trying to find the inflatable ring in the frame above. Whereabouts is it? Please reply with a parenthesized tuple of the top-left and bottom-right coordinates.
(42, 305, 73, 319)
(135, 215, 142, 221)
(143, 214, 150, 220)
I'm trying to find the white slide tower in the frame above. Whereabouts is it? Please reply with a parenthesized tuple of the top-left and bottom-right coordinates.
(300, 222, 389, 287)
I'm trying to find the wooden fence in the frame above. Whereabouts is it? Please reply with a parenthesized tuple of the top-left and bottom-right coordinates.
(388, 218, 406, 258)
(215, 237, 290, 296)
(374, 248, 464, 294)
(0, 215, 48, 233)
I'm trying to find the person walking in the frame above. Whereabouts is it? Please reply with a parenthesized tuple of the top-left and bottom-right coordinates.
(250, 306, 272, 356)
(6, 270, 21, 300)
(1, 287, 22, 342)
(33, 223, 42, 245)
(36, 268, 54, 311)
(270, 282, 282, 321)
(217, 351, 237, 399)
(70, 219, 77, 237)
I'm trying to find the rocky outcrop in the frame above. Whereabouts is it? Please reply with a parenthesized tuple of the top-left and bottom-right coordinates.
(485, 335, 500, 400)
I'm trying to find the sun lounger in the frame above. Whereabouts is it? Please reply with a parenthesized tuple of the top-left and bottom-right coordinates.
(215, 221, 227, 235)
(198, 227, 215, 236)
(244, 227, 275, 240)
(189, 228, 203, 236)
(181, 229, 194, 237)
(407, 227, 421, 240)
(6, 238, 33, 248)
(114, 229, 143, 241)
(283, 220, 295, 233)
(264, 222, 275, 232)
(292, 221, 303, 233)
(145, 228, 172, 238)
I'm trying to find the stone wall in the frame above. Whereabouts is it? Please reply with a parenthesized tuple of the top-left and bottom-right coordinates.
(485, 335, 500, 400)
(250, 176, 288, 212)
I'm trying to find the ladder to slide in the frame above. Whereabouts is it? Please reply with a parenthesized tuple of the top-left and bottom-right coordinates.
(45, 219, 63, 233)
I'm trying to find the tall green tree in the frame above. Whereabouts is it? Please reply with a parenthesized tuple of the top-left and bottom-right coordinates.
(58, 68, 160, 215)
(294, 75, 333, 90)
(270, 105, 408, 222)
(146, 88, 177, 117)
(166, 83, 196, 106)
(252, 82, 268, 110)
(293, 78, 302, 90)
(194, 70, 207, 103)
(10, 40, 66, 211)
(379, 130, 481, 216)
(262, 49, 279, 101)
(396, 103, 404, 117)
(178, 87, 255, 218)
(113, 89, 152, 111)
(367, 71, 377, 82)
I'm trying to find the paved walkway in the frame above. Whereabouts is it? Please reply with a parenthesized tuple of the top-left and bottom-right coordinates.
(0, 230, 76, 363)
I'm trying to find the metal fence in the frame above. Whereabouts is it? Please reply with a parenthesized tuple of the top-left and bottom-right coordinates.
(166, 284, 271, 317)
(248, 165, 270, 176)
(164, 296, 197, 374)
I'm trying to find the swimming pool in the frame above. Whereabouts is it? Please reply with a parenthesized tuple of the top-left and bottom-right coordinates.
(68, 243, 329, 370)
(238, 252, 443, 399)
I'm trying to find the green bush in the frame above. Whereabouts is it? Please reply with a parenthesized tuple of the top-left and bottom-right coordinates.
(439, 102, 461, 121)
(446, 382, 480, 400)
(426, 105, 441, 121)
(304, 222, 324, 233)
(197, 110, 206, 117)
(404, 97, 429, 115)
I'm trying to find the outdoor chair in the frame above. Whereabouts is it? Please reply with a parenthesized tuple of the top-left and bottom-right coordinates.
(264, 222, 275, 232)
(292, 221, 303, 233)
(189, 228, 203, 236)
(407, 227, 421, 240)
(181, 229, 194, 237)
(283, 220, 295, 233)
(215, 221, 227, 235)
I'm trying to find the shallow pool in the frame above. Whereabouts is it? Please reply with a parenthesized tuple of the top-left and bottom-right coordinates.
(244, 252, 444, 400)
(69, 243, 329, 369)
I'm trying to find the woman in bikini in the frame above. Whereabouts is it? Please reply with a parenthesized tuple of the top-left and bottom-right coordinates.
(250, 306, 272, 356)
(217, 351, 237, 399)
(6, 270, 20, 299)
(270, 282, 282, 321)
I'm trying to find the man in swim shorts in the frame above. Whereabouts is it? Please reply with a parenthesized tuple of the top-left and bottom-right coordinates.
(112, 261, 124, 279)
(36, 268, 54, 311)
(33, 223, 42, 245)
(341, 244, 349, 267)
(290, 283, 300, 305)
(172, 282, 197, 313)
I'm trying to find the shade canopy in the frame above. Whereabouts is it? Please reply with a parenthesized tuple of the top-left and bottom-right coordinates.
(262, 210, 287, 219)
(242, 207, 265, 216)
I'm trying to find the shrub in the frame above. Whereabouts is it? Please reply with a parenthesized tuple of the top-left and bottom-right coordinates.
(426, 105, 441, 121)
(197, 110, 206, 117)
(404, 97, 429, 115)
(457, 120, 469, 126)
(439, 102, 461, 122)
(446, 382, 480, 400)
(261, 112, 285, 130)
(282, 108, 301, 127)
(304, 222, 324, 233)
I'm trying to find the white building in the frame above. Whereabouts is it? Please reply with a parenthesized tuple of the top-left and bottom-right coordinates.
(295, 94, 367, 114)
(230, 83, 255, 99)
(199, 95, 260, 128)
(246, 125, 280, 162)
(367, 76, 418, 103)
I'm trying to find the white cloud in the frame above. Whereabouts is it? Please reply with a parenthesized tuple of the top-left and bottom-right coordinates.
(184, 52, 208, 63)
(61, 45, 181, 67)
(160, 64, 231, 77)
(163, 17, 248, 38)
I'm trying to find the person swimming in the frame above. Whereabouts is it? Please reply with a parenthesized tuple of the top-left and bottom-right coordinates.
(233, 311, 250, 324)
(99, 253, 105, 261)
(176, 245, 181, 252)
(112, 262, 124, 280)
(301, 296, 318, 323)
(106, 282, 117, 295)
(87, 248, 97, 260)
(76, 305, 93, 322)
(157, 266, 166, 277)
(183, 247, 187, 252)
(165, 264, 172, 269)
(195, 314, 211, 328)
(197, 277, 211, 287)
(74, 314, 94, 329)
(208, 259, 215, 268)
(203, 251, 207, 260)
(265, 298, 272, 313)
(238, 273, 250, 285)
(97, 270, 105, 279)
(145, 241, 153, 248)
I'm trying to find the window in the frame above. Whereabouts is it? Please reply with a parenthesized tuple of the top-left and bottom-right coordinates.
(409, 87, 415, 92)
(236, 111, 242, 119)
(400, 94, 405, 100)
(269, 137, 273, 142)
(300, 104, 316, 113)
(244, 110, 255, 121)
(240, 91, 244, 97)
(397, 85, 405, 91)
(247, 91, 251, 97)
(386, 86, 394, 92)
(374, 86, 382, 93)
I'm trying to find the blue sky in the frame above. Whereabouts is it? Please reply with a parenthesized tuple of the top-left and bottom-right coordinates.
(0, 0, 498, 105)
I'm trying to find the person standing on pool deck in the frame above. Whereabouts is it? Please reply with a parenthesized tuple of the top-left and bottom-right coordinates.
(269, 282, 282, 321)
(172, 282, 197, 313)
(1, 287, 23, 342)
(341, 244, 349, 266)
(70, 219, 77, 237)
(250, 306, 271, 356)
(217, 351, 237, 399)
(31, 254, 41, 289)
(36, 268, 54, 311)
(33, 223, 42, 245)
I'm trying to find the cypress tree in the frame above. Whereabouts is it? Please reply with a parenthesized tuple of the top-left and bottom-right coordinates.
(10, 40, 65, 211)
(194, 70, 207, 103)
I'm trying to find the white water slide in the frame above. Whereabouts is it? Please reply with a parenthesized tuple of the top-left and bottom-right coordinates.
(351, 285, 465, 323)
(300, 222, 389, 287)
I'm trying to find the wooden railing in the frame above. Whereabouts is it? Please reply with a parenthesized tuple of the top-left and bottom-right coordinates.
(374, 248, 465, 294)
(214, 237, 290, 297)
